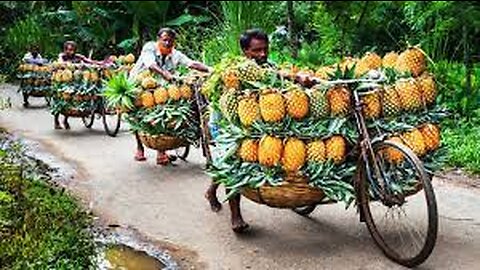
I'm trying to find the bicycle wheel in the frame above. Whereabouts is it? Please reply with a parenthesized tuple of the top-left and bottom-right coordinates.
(357, 140, 437, 268)
(82, 111, 95, 128)
(102, 105, 122, 137)
(175, 145, 190, 161)
(292, 205, 317, 216)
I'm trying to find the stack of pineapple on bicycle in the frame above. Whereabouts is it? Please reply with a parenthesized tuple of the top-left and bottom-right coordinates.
(17, 63, 53, 106)
(202, 46, 447, 209)
(104, 69, 202, 153)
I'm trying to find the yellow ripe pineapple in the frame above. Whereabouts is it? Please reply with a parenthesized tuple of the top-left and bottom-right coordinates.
(167, 85, 182, 101)
(362, 52, 382, 70)
(61, 69, 73, 82)
(419, 123, 441, 152)
(382, 85, 402, 117)
(354, 60, 370, 78)
(315, 66, 335, 80)
(395, 47, 426, 77)
(325, 136, 347, 164)
(180, 84, 193, 99)
(238, 139, 258, 162)
(141, 91, 155, 108)
(285, 86, 309, 120)
(307, 140, 326, 163)
(361, 92, 382, 119)
(258, 135, 283, 167)
(395, 78, 423, 111)
(237, 93, 260, 127)
(382, 51, 399, 68)
(417, 73, 436, 105)
(282, 138, 306, 173)
(401, 128, 427, 156)
(384, 136, 405, 164)
(90, 71, 99, 82)
(141, 77, 157, 89)
(259, 89, 285, 123)
(153, 87, 169, 104)
(222, 69, 240, 90)
(327, 85, 351, 117)
(125, 53, 135, 64)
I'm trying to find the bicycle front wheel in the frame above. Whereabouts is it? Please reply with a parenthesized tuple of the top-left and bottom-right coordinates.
(358, 140, 437, 268)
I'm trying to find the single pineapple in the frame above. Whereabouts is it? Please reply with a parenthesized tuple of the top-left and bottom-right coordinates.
(417, 73, 436, 105)
(82, 70, 91, 81)
(285, 86, 309, 120)
(219, 88, 238, 121)
(402, 128, 427, 156)
(315, 66, 335, 80)
(354, 60, 370, 78)
(307, 140, 326, 163)
(90, 71, 99, 82)
(153, 87, 169, 104)
(237, 60, 265, 82)
(180, 84, 193, 99)
(384, 136, 405, 164)
(282, 138, 306, 172)
(327, 85, 351, 117)
(339, 57, 357, 72)
(61, 69, 73, 82)
(222, 69, 240, 90)
(419, 123, 440, 152)
(381, 85, 402, 117)
(395, 47, 426, 77)
(382, 52, 399, 68)
(237, 93, 260, 127)
(258, 135, 283, 167)
(238, 139, 258, 162)
(125, 53, 135, 64)
(141, 91, 155, 108)
(73, 70, 83, 81)
(362, 52, 382, 70)
(325, 136, 347, 164)
(395, 78, 423, 111)
(167, 85, 182, 101)
(141, 77, 157, 89)
(361, 91, 382, 119)
(259, 89, 285, 123)
(309, 87, 330, 119)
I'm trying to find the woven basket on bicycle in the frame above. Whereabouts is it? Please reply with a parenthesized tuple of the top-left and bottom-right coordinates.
(241, 175, 326, 208)
(62, 108, 93, 117)
(138, 132, 188, 152)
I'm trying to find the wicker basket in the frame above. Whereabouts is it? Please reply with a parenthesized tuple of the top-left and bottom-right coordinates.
(241, 175, 326, 208)
(29, 90, 48, 97)
(62, 108, 93, 118)
(138, 133, 188, 151)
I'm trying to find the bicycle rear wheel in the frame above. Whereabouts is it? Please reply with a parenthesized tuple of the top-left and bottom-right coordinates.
(357, 140, 437, 268)
(102, 105, 122, 137)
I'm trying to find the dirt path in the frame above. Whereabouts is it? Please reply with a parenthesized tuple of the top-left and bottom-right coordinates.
(2, 83, 480, 270)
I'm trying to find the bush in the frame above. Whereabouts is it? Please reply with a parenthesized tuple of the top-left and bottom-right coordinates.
(443, 123, 480, 174)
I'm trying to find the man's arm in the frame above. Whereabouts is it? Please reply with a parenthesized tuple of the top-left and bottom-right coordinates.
(177, 51, 212, 73)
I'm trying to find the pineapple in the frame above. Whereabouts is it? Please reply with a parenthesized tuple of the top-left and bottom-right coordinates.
(238, 139, 258, 162)
(307, 140, 326, 163)
(395, 78, 423, 111)
(362, 52, 382, 69)
(237, 93, 260, 127)
(361, 91, 382, 119)
(382, 85, 402, 117)
(141, 91, 155, 108)
(237, 60, 265, 82)
(125, 53, 135, 64)
(327, 85, 351, 117)
(167, 85, 182, 101)
(382, 52, 399, 68)
(354, 60, 370, 78)
(285, 86, 309, 120)
(309, 87, 330, 119)
(258, 135, 283, 167)
(402, 128, 427, 156)
(384, 136, 405, 164)
(282, 138, 306, 172)
(61, 69, 73, 82)
(259, 89, 285, 123)
(419, 123, 440, 151)
(339, 57, 357, 72)
(82, 70, 91, 81)
(153, 87, 169, 104)
(395, 47, 426, 77)
(90, 71, 99, 82)
(141, 77, 157, 89)
(417, 73, 436, 105)
(315, 66, 335, 80)
(219, 88, 238, 121)
(325, 136, 347, 164)
(180, 84, 193, 99)
(222, 70, 240, 90)
(73, 70, 83, 81)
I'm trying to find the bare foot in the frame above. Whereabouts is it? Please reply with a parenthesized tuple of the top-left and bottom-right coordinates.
(63, 121, 71, 130)
(232, 218, 249, 233)
(134, 151, 147, 162)
(205, 190, 222, 212)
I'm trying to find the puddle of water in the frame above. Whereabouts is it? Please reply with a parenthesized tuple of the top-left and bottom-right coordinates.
(104, 244, 166, 270)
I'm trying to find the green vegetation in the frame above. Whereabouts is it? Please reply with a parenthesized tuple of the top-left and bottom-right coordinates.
(0, 133, 96, 269)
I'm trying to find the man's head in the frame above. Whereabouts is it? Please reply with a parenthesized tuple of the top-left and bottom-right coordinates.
(157, 27, 176, 55)
(30, 45, 40, 58)
(240, 29, 269, 65)
(63, 41, 77, 57)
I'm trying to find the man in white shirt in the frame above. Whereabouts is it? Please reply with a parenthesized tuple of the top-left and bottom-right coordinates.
(130, 27, 212, 165)
(22, 45, 47, 65)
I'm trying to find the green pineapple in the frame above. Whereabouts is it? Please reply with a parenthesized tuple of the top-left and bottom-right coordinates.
(237, 60, 266, 82)
(308, 86, 330, 119)
(219, 88, 238, 121)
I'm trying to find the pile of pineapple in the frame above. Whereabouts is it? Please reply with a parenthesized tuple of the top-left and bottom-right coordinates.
(49, 62, 104, 115)
(206, 47, 446, 204)
(103, 53, 136, 79)
(17, 63, 52, 95)
(118, 70, 200, 145)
